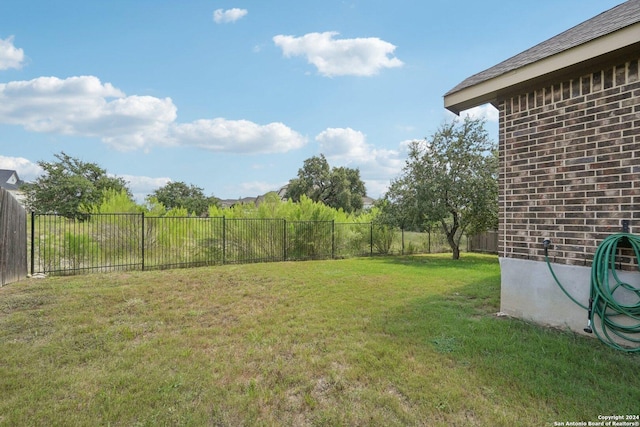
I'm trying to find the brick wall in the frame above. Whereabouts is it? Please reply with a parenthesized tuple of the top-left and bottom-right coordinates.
(498, 55, 640, 268)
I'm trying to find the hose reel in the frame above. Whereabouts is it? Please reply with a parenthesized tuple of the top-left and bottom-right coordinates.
(544, 232, 640, 353)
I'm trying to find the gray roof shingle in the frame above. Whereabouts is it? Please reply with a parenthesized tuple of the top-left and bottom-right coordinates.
(445, 0, 640, 96)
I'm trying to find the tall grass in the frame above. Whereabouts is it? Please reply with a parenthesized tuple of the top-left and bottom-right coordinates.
(2, 254, 636, 426)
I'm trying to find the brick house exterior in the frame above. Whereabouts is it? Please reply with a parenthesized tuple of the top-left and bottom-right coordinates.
(499, 57, 639, 268)
(444, 1, 640, 338)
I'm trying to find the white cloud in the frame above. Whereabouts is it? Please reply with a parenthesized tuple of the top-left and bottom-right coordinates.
(396, 124, 416, 133)
(459, 103, 499, 122)
(315, 127, 406, 197)
(0, 76, 176, 151)
(93, 95, 177, 151)
(213, 8, 248, 24)
(0, 75, 306, 154)
(316, 127, 369, 160)
(118, 174, 171, 194)
(0, 36, 25, 70)
(0, 155, 42, 181)
(273, 31, 403, 77)
(365, 180, 391, 200)
(118, 174, 172, 202)
(171, 118, 307, 154)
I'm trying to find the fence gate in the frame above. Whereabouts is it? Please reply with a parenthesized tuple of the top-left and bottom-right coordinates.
(0, 188, 27, 286)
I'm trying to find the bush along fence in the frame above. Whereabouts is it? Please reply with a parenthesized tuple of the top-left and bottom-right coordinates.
(28, 213, 460, 276)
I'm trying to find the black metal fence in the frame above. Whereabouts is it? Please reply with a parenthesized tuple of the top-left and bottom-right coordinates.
(28, 213, 459, 276)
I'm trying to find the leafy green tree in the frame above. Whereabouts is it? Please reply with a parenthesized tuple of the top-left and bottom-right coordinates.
(93, 188, 142, 214)
(22, 152, 131, 219)
(381, 117, 498, 259)
(148, 181, 218, 216)
(285, 154, 367, 213)
(207, 193, 368, 223)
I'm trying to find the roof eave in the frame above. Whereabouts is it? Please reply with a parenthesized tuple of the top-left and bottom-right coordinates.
(444, 22, 640, 115)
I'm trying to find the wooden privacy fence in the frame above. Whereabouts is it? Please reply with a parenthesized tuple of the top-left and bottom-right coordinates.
(0, 188, 27, 286)
(468, 230, 499, 254)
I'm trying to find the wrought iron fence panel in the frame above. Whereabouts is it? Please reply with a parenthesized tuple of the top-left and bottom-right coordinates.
(371, 224, 396, 255)
(286, 221, 333, 260)
(30, 213, 142, 275)
(143, 216, 225, 270)
(224, 218, 285, 264)
(29, 213, 467, 276)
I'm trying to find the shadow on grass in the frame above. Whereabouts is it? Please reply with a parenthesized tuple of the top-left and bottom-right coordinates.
(375, 276, 640, 417)
(375, 252, 499, 271)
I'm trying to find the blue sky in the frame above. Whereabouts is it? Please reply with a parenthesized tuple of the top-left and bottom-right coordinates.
(0, 0, 624, 202)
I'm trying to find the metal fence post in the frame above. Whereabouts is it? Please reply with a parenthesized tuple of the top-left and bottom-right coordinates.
(141, 212, 145, 271)
(30, 211, 35, 276)
(331, 220, 335, 259)
(283, 219, 287, 261)
(370, 222, 373, 256)
(222, 216, 226, 264)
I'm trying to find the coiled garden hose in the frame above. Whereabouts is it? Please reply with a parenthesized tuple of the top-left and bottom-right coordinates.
(545, 233, 640, 352)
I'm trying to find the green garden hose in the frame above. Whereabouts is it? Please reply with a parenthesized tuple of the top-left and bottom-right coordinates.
(545, 233, 640, 352)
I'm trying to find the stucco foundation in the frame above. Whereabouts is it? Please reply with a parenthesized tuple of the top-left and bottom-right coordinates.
(500, 257, 640, 345)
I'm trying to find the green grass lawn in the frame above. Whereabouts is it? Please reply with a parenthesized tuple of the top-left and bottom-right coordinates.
(1, 254, 638, 426)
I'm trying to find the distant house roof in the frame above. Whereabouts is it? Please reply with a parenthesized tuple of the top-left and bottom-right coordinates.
(219, 190, 283, 208)
(362, 196, 375, 209)
(445, 0, 640, 114)
(0, 169, 24, 192)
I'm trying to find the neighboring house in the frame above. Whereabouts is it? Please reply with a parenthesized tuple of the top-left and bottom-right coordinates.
(276, 184, 288, 200)
(362, 196, 375, 210)
(444, 1, 640, 338)
(219, 196, 260, 209)
(0, 169, 25, 203)
(219, 192, 279, 209)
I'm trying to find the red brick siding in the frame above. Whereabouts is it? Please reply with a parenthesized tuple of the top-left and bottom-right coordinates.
(498, 57, 640, 268)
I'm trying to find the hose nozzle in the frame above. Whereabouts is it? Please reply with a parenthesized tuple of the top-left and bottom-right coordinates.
(584, 298, 593, 334)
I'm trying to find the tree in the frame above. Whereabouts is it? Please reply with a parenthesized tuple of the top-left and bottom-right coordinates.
(22, 152, 131, 220)
(381, 117, 498, 259)
(285, 154, 367, 213)
(148, 181, 218, 216)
